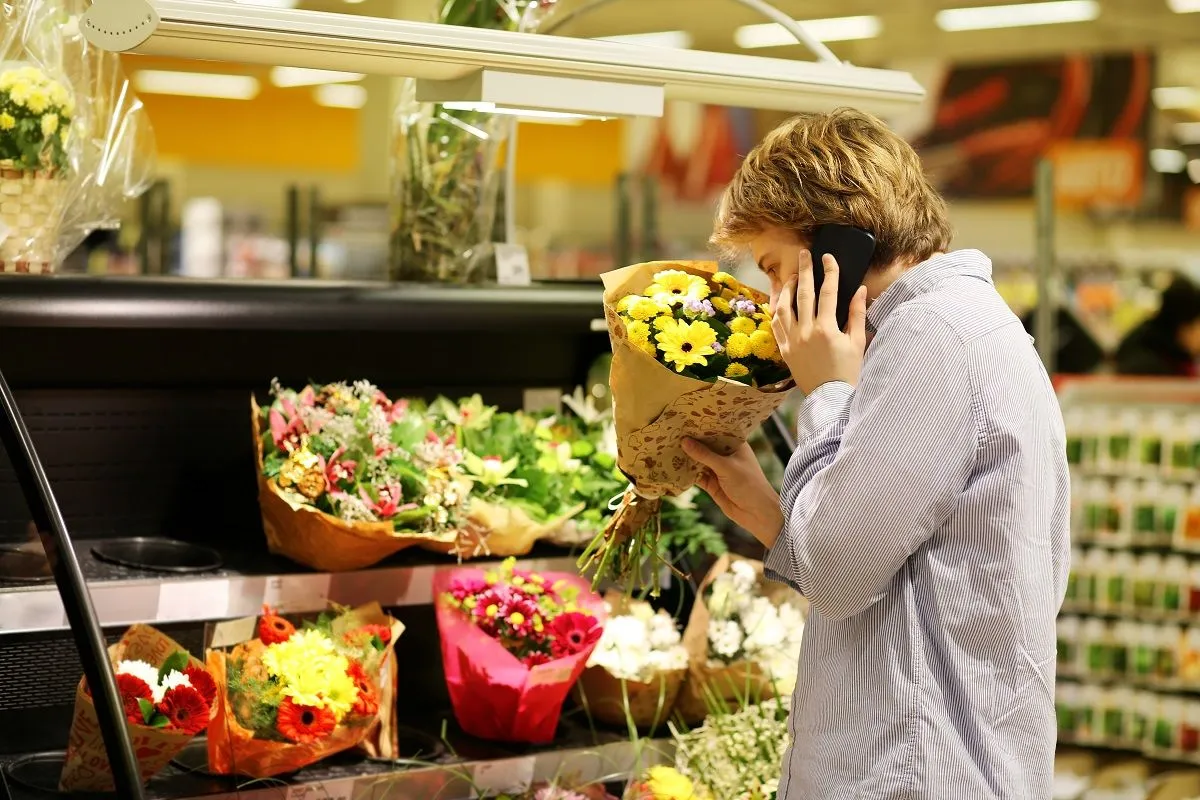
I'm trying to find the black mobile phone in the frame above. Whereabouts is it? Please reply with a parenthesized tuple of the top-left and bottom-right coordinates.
(809, 224, 877, 330)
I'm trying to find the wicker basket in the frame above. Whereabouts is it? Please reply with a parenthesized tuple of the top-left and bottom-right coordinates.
(0, 160, 66, 274)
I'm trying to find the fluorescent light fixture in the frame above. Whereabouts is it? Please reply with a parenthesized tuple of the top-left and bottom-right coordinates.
(935, 0, 1098, 31)
(440, 101, 602, 121)
(417, 69, 664, 119)
(232, 0, 298, 8)
(1189, 159, 1200, 183)
(270, 66, 364, 87)
(1153, 86, 1200, 110)
(1168, 0, 1200, 11)
(134, 69, 259, 99)
(314, 83, 367, 108)
(597, 31, 693, 49)
(1174, 122, 1200, 144)
(735, 15, 881, 48)
(1150, 148, 1188, 173)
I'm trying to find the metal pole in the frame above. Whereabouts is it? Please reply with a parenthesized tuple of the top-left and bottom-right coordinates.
(0, 371, 146, 800)
(1034, 158, 1057, 374)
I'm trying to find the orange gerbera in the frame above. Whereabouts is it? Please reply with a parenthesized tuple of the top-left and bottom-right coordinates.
(347, 661, 379, 717)
(258, 604, 295, 645)
(276, 697, 336, 743)
(344, 623, 391, 648)
(158, 685, 210, 735)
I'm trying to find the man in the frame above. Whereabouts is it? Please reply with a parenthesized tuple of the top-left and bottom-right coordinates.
(682, 108, 1070, 799)
(1115, 275, 1200, 377)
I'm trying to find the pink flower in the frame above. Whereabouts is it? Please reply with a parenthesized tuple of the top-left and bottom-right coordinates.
(375, 391, 408, 423)
(323, 447, 357, 489)
(548, 612, 601, 659)
(358, 481, 414, 519)
(450, 577, 488, 602)
(269, 396, 306, 452)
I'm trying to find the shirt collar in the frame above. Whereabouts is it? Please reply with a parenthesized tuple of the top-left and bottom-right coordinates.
(866, 249, 994, 332)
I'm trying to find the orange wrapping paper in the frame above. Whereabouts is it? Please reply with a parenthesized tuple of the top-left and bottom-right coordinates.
(206, 603, 402, 777)
(59, 625, 210, 792)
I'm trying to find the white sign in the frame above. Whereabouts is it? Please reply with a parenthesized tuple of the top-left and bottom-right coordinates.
(495, 243, 532, 286)
(264, 574, 331, 614)
(157, 580, 231, 622)
(472, 757, 536, 797)
(0, 590, 64, 631)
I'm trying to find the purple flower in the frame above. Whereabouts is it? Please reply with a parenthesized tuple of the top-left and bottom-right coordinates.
(711, 342, 724, 353)
(733, 298, 758, 315)
(683, 298, 716, 317)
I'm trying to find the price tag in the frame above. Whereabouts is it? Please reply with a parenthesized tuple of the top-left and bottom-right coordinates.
(285, 779, 356, 800)
(494, 243, 532, 286)
(208, 616, 257, 649)
(0, 590, 65, 631)
(527, 665, 573, 686)
(472, 757, 535, 797)
(157, 580, 231, 622)
(264, 574, 331, 614)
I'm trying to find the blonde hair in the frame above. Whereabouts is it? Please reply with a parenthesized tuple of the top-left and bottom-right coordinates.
(710, 108, 952, 268)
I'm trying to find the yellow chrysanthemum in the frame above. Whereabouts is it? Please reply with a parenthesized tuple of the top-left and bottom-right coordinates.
(40, 114, 57, 136)
(262, 629, 358, 718)
(711, 271, 736, 287)
(0, 113, 13, 131)
(729, 316, 757, 336)
(725, 332, 753, 359)
(625, 319, 651, 346)
(26, 90, 49, 115)
(629, 296, 668, 321)
(750, 329, 780, 360)
(725, 362, 750, 379)
(652, 314, 675, 331)
(758, 314, 773, 332)
(710, 296, 732, 314)
(647, 270, 710, 306)
(720, 287, 737, 301)
(655, 319, 717, 372)
(616, 295, 637, 313)
(638, 338, 657, 357)
(642, 765, 697, 799)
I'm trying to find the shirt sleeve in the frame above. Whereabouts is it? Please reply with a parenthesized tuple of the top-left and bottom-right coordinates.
(763, 306, 980, 622)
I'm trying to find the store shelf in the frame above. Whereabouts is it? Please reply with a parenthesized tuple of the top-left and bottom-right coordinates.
(0, 540, 578, 633)
(0, 275, 605, 332)
(136, 0, 925, 116)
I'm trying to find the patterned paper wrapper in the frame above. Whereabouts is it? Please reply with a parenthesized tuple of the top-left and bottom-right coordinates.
(419, 498, 585, 560)
(598, 261, 793, 544)
(206, 603, 403, 777)
(59, 625, 209, 792)
(674, 554, 800, 724)
(252, 397, 457, 571)
(433, 568, 606, 744)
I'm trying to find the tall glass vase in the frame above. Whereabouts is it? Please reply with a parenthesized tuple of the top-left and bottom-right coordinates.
(388, 0, 557, 283)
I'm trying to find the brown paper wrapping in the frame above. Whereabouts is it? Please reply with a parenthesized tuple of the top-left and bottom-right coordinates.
(60, 625, 210, 792)
(601, 261, 793, 500)
(207, 603, 402, 777)
(356, 623, 401, 760)
(574, 665, 685, 730)
(419, 498, 585, 559)
(252, 397, 456, 571)
(674, 554, 799, 724)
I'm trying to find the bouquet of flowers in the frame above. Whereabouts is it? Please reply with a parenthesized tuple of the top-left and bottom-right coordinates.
(206, 603, 402, 777)
(675, 556, 804, 724)
(581, 263, 793, 593)
(60, 625, 215, 791)
(435, 558, 605, 743)
(576, 597, 688, 729)
(253, 380, 465, 570)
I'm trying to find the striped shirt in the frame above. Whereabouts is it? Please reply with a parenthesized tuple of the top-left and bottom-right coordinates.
(764, 249, 1070, 800)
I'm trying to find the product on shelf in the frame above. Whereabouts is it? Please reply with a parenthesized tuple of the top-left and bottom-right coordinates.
(575, 595, 688, 730)
(434, 558, 605, 744)
(59, 625, 215, 792)
(205, 603, 402, 777)
(583, 263, 793, 594)
(674, 556, 805, 724)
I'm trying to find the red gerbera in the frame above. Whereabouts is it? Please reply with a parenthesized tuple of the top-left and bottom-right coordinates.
(184, 665, 218, 706)
(276, 697, 337, 744)
(547, 611, 602, 659)
(258, 604, 295, 645)
(158, 685, 210, 735)
(116, 673, 153, 725)
(523, 651, 551, 668)
(346, 661, 379, 718)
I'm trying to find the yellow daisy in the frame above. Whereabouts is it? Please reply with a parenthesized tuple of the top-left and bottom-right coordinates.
(711, 296, 732, 314)
(655, 319, 718, 372)
(750, 329, 780, 360)
(712, 271, 736, 287)
(647, 270, 710, 306)
(629, 296, 668, 321)
(729, 316, 757, 336)
(725, 332, 753, 359)
(725, 362, 750, 379)
(720, 287, 737, 301)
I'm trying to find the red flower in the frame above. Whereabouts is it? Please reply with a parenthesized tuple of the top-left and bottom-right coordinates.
(258, 605, 295, 645)
(276, 698, 337, 743)
(343, 623, 392, 648)
(358, 481, 415, 519)
(116, 673, 153, 725)
(347, 662, 379, 718)
(323, 446, 357, 490)
(184, 665, 218, 706)
(523, 652, 552, 668)
(158, 685, 210, 735)
(268, 395, 307, 452)
(547, 612, 602, 658)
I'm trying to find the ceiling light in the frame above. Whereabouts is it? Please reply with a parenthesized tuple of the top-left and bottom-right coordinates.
(935, 0, 1098, 31)
(134, 70, 259, 99)
(440, 102, 603, 121)
(1153, 86, 1200, 110)
(417, 69, 664, 119)
(314, 83, 367, 108)
(270, 67, 364, 87)
(1189, 159, 1200, 183)
(734, 15, 881, 48)
(597, 31, 693, 49)
(1167, 0, 1200, 11)
(231, 0, 298, 8)
(1174, 122, 1200, 144)
(1150, 148, 1188, 173)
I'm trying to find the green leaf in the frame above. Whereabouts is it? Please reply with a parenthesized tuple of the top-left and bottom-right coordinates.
(138, 697, 157, 725)
(157, 651, 189, 683)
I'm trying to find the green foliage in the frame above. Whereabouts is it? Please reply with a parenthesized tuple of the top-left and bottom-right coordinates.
(226, 658, 283, 736)
(157, 651, 190, 684)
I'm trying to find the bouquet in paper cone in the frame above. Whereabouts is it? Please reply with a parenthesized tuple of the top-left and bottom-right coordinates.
(206, 603, 402, 777)
(675, 556, 803, 724)
(580, 262, 793, 593)
(575, 596, 688, 730)
(435, 558, 606, 743)
(253, 380, 465, 571)
(60, 625, 215, 791)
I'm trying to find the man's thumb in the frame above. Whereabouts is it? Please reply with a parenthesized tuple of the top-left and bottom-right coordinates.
(682, 438, 722, 471)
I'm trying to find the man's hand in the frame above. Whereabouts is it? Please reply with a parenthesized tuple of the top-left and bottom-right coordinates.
(772, 250, 868, 395)
(682, 439, 783, 547)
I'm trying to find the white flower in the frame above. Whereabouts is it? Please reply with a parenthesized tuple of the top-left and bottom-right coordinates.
(741, 597, 786, 655)
(708, 619, 743, 660)
(589, 604, 688, 682)
(116, 659, 159, 694)
(157, 670, 193, 703)
(708, 574, 737, 620)
(647, 612, 682, 650)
